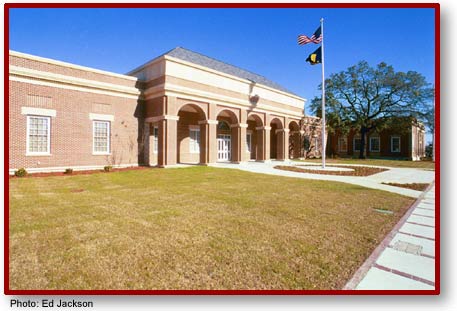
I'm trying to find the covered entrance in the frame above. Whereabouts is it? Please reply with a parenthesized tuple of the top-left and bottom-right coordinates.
(217, 134, 231, 161)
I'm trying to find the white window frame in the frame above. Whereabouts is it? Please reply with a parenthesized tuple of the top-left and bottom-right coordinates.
(189, 128, 200, 154)
(92, 120, 111, 155)
(26, 115, 51, 156)
(391, 136, 401, 153)
(338, 137, 347, 152)
(369, 136, 380, 152)
(353, 137, 361, 152)
(152, 126, 159, 154)
(246, 131, 252, 153)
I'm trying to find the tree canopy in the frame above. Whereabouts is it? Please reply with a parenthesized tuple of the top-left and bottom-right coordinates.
(309, 61, 434, 158)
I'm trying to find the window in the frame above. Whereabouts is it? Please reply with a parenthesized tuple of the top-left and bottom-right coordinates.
(353, 137, 361, 152)
(338, 137, 347, 152)
(369, 136, 380, 152)
(314, 137, 319, 150)
(391, 136, 401, 153)
(152, 126, 159, 154)
(27, 115, 50, 155)
(93, 120, 110, 154)
(189, 129, 200, 153)
(246, 132, 252, 153)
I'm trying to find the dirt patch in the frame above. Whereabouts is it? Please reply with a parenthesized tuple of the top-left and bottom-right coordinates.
(275, 165, 388, 176)
(382, 182, 430, 191)
(9, 166, 152, 179)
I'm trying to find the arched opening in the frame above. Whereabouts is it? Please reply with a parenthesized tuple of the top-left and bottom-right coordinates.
(247, 113, 264, 161)
(270, 118, 284, 160)
(216, 109, 238, 162)
(288, 121, 301, 159)
(176, 104, 206, 164)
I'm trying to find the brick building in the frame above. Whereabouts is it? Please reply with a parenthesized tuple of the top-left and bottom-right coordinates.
(9, 47, 323, 174)
(327, 118, 426, 160)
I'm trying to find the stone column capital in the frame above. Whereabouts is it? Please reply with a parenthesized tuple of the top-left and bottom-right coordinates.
(256, 126, 271, 131)
(230, 123, 248, 128)
(198, 119, 219, 125)
(145, 115, 179, 123)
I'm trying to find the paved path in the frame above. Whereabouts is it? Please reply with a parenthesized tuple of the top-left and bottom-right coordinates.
(345, 184, 436, 290)
(212, 161, 435, 198)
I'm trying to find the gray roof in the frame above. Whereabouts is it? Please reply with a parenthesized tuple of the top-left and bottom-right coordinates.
(148, 47, 300, 97)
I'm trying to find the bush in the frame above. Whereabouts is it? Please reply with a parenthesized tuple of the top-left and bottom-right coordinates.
(14, 168, 28, 177)
(64, 168, 73, 175)
(104, 165, 113, 172)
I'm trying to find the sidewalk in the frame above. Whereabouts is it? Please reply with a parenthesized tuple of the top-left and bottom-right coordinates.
(344, 184, 436, 290)
(212, 161, 435, 198)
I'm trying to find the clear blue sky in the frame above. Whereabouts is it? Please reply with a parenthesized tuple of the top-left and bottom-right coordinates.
(9, 7, 435, 117)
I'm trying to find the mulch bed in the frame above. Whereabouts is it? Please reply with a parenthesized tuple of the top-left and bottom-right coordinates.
(9, 166, 152, 179)
(382, 182, 430, 191)
(274, 165, 388, 176)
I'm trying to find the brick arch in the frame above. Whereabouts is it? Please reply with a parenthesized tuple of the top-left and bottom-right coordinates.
(176, 102, 207, 120)
(270, 117, 284, 129)
(247, 112, 264, 127)
(288, 120, 300, 131)
(216, 108, 239, 124)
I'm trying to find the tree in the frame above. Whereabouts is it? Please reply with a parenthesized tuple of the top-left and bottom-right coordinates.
(310, 61, 434, 158)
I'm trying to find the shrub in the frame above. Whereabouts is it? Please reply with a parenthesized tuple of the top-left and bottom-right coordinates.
(14, 168, 28, 177)
(64, 168, 73, 175)
(104, 165, 113, 172)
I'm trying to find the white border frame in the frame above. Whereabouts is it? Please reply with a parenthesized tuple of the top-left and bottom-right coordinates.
(26, 115, 51, 156)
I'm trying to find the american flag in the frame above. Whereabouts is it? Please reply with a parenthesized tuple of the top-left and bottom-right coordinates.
(297, 26, 322, 45)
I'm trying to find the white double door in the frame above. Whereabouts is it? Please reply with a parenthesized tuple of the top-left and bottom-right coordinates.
(217, 134, 231, 161)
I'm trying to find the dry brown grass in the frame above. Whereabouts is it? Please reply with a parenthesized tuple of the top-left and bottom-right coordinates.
(275, 165, 388, 176)
(9, 167, 413, 290)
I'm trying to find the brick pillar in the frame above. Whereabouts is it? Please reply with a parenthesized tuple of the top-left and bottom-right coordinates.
(157, 115, 179, 167)
(283, 129, 290, 160)
(199, 119, 218, 165)
(299, 130, 305, 159)
(230, 123, 248, 163)
(275, 128, 290, 160)
(256, 126, 271, 162)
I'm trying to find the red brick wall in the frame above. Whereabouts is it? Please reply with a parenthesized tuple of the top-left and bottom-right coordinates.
(9, 80, 142, 172)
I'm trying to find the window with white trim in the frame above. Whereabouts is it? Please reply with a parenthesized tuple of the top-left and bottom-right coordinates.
(391, 136, 401, 153)
(189, 129, 200, 153)
(353, 137, 361, 152)
(27, 115, 51, 155)
(152, 126, 159, 154)
(369, 136, 380, 152)
(246, 132, 252, 153)
(338, 137, 347, 152)
(93, 120, 110, 154)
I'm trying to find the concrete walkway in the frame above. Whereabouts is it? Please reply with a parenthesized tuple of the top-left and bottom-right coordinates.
(212, 161, 435, 198)
(345, 184, 436, 290)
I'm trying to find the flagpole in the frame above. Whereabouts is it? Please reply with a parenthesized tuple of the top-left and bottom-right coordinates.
(320, 17, 326, 169)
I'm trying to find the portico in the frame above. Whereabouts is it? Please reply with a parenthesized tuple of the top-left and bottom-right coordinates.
(130, 47, 309, 167)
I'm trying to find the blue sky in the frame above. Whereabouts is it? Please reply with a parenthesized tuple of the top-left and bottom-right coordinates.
(9, 7, 435, 117)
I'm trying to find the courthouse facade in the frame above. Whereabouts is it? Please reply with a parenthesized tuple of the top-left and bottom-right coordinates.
(9, 47, 321, 173)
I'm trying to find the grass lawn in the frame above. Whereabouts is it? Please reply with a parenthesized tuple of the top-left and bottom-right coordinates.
(9, 167, 414, 290)
(297, 158, 435, 169)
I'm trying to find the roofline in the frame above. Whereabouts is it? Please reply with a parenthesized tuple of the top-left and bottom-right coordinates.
(9, 50, 138, 81)
(127, 47, 305, 101)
